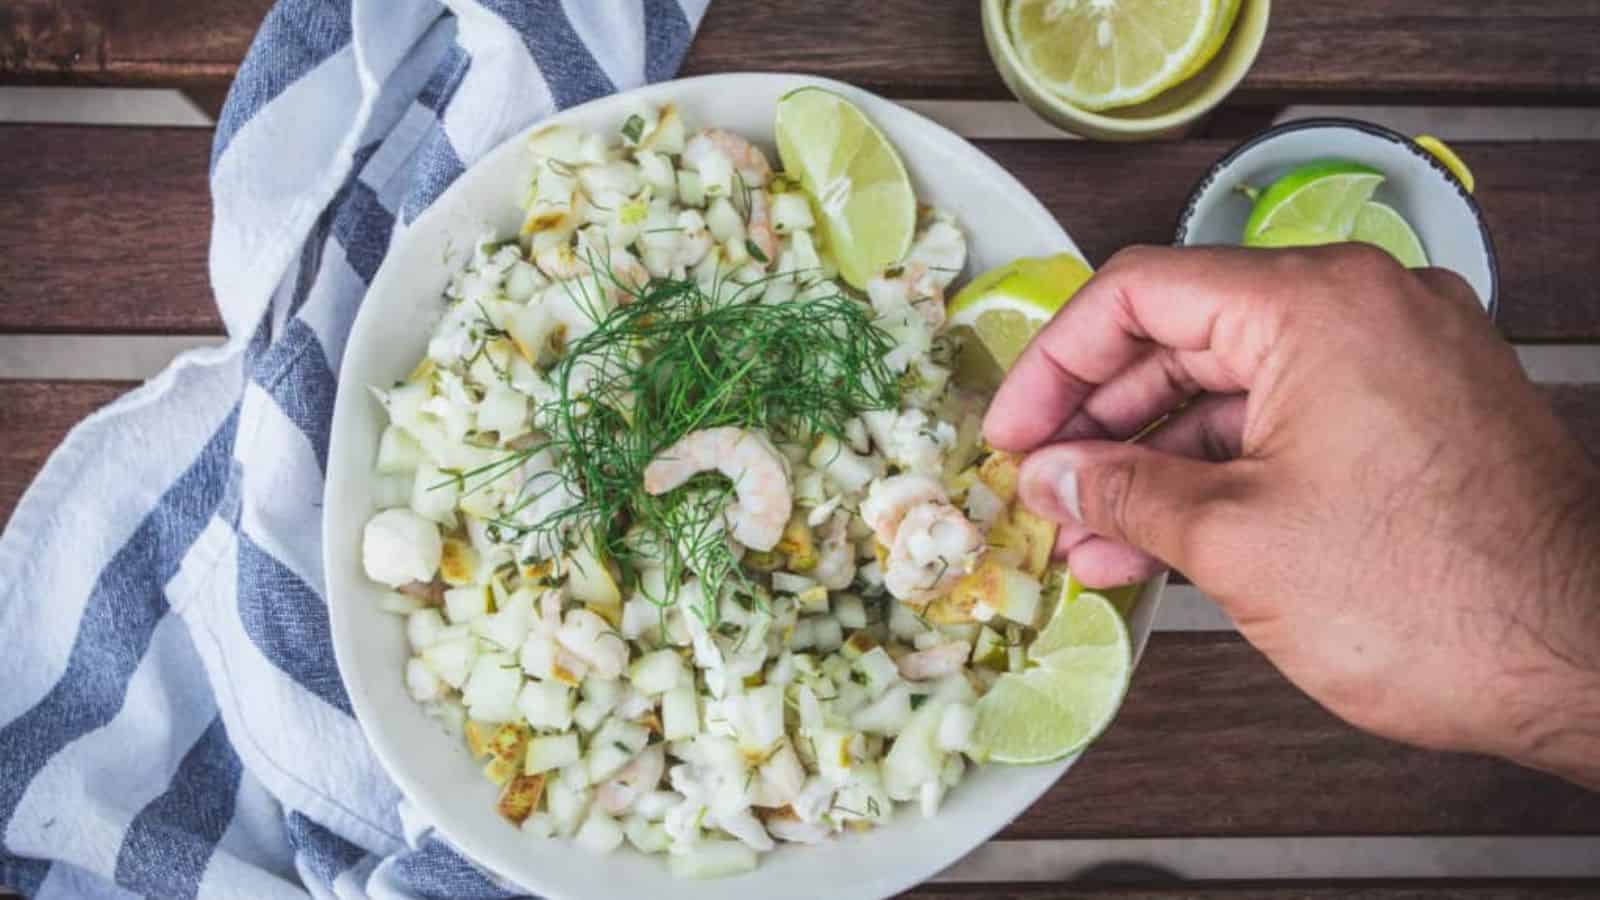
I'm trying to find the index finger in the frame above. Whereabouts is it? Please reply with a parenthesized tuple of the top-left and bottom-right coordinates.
(982, 245, 1286, 451)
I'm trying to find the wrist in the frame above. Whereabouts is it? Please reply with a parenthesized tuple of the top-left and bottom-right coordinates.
(1497, 478, 1600, 788)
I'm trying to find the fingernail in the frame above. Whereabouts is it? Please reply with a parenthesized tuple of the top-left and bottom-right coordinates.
(1055, 463, 1082, 522)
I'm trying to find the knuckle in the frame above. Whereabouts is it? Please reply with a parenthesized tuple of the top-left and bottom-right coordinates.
(1087, 457, 1141, 542)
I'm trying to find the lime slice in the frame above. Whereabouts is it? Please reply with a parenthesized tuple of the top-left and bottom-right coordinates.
(947, 254, 1093, 391)
(972, 589, 1132, 764)
(774, 88, 916, 290)
(1244, 225, 1342, 249)
(1350, 201, 1429, 268)
(1008, 0, 1220, 112)
(1242, 161, 1386, 243)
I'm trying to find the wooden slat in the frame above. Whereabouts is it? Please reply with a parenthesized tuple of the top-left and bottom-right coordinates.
(0, 125, 216, 333)
(2, 382, 1598, 837)
(906, 884, 1600, 899)
(1001, 630, 1600, 839)
(4, 1, 1600, 105)
(0, 379, 130, 529)
(5, 126, 1600, 341)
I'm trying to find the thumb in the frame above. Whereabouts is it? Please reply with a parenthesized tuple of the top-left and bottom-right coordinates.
(1017, 441, 1246, 574)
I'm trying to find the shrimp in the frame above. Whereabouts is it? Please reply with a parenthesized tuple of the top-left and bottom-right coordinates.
(811, 511, 856, 590)
(860, 474, 947, 545)
(744, 189, 778, 269)
(884, 501, 983, 603)
(684, 128, 773, 188)
(643, 427, 794, 552)
(595, 745, 666, 815)
(896, 640, 972, 681)
(865, 210, 967, 330)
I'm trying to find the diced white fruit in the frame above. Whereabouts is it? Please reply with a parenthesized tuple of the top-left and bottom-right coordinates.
(770, 192, 815, 233)
(557, 608, 627, 680)
(595, 718, 651, 754)
(525, 733, 581, 775)
(791, 777, 836, 824)
(940, 753, 965, 787)
(714, 807, 775, 852)
(919, 779, 946, 818)
(852, 683, 913, 735)
(371, 473, 412, 509)
(575, 812, 625, 854)
(472, 587, 535, 651)
(421, 634, 479, 689)
(937, 702, 976, 753)
(563, 539, 621, 610)
(883, 701, 945, 801)
(520, 633, 557, 680)
(405, 658, 446, 702)
(704, 196, 745, 244)
(444, 584, 493, 625)
(676, 169, 705, 207)
(462, 652, 523, 723)
(475, 383, 529, 439)
(518, 680, 574, 731)
(795, 586, 830, 615)
(380, 591, 425, 615)
(559, 760, 592, 790)
(635, 789, 683, 822)
(406, 608, 447, 651)
(669, 839, 757, 879)
(834, 594, 867, 629)
(854, 647, 902, 696)
(613, 684, 653, 720)
(410, 463, 460, 525)
(623, 816, 672, 854)
(771, 571, 817, 594)
(376, 425, 424, 474)
(662, 686, 700, 741)
(813, 729, 856, 782)
(629, 649, 685, 695)
(727, 685, 785, 753)
(573, 675, 623, 731)
(545, 779, 592, 838)
(788, 618, 816, 650)
(587, 743, 635, 784)
(759, 742, 806, 807)
(362, 508, 442, 587)
(521, 811, 555, 839)
(812, 617, 844, 652)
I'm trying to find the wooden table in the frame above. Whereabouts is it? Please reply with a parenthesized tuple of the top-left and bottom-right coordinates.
(3, 2, 1600, 897)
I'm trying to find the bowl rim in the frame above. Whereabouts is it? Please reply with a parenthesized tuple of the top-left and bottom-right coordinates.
(324, 70, 1166, 898)
(981, 0, 1272, 136)
(1172, 115, 1501, 319)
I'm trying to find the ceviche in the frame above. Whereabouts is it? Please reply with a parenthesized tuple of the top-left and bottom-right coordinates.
(359, 90, 1109, 879)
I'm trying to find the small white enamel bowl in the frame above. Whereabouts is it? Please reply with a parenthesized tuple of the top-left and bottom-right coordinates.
(324, 72, 1165, 900)
(1175, 118, 1498, 314)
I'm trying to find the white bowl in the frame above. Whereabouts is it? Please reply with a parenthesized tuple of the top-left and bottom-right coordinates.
(325, 72, 1165, 900)
(1175, 118, 1498, 314)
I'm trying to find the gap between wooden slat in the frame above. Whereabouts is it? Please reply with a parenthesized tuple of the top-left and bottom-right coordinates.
(937, 837, 1600, 883)
(6, 88, 1600, 143)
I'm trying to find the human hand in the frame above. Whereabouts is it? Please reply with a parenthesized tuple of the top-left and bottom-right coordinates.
(983, 244, 1600, 787)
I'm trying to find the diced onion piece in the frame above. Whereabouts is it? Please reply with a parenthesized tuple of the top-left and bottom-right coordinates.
(380, 591, 425, 615)
(937, 702, 976, 753)
(669, 839, 757, 879)
(521, 811, 555, 839)
(405, 658, 445, 702)
(444, 584, 492, 625)
(462, 651, 523, 723)
(833, 594, 867, 629)
(624, 815, 672, 854)
(812, 617, 844, 652)
(544, 779, 592, 838)
(919, 779, 946, 818)
(676, 169, 705, 207)
(475, 383, 529, 440)
(662, 686, 700, 741)
(526, 733, 581, 775)
(705, 196, 745, 244)
(518, 680, 574, 731)
(362, 508, 443, 587)
(770, 192, 815, 233)
(852, 683, 913, 735)
(376, 425, 423, 474)
(421, 633, 479, 689)
(410, 463, 460, 525)
(407, 608, 447, 651)
(771, 571, 817, 595)
(854, 647, 902, 696)
(629, 649, 685, 696)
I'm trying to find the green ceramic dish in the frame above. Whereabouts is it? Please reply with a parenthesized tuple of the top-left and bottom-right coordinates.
(982, 0, 1271, 142)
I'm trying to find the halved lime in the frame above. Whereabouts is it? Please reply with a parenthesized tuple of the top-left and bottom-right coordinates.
(774, 88, 915, 289)
(1242, 161, 1385, 243)
(972, 589, 1132, 764)
(1008, 0, 1220, 112)
(948, 254, 1093, 391)
(1351, 200, 1429, 268)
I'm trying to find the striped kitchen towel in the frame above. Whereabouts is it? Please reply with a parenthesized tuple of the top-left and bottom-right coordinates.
(0, 1, 708, 897)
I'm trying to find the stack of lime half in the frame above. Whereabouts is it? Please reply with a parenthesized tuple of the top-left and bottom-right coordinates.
(1243, 160, 1429, 267)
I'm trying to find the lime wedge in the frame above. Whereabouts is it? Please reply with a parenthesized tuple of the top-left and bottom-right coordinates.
(947, 254, 1093, 391)
(972, 589, 1132, 764)
(1245, 225, 1342, 249)
(774, 88, 916, 289)
(1242, 161, 1385, 243)
(1008, 0, 1220, 112)
(1350, 200, 1429, 268)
